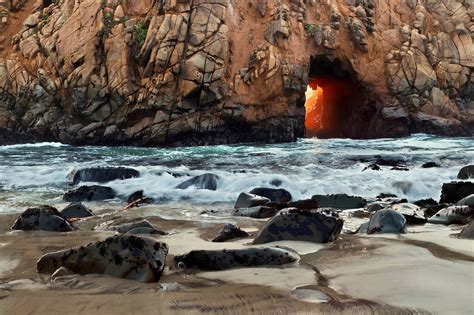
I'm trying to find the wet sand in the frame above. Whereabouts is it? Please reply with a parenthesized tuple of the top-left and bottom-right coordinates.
(0, 205, 472, 314)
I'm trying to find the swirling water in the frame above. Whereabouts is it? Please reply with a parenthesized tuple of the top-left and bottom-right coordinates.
(0, 134, 472, 214)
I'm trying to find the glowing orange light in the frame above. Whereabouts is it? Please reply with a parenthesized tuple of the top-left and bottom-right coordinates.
(305, 82, 324, 137)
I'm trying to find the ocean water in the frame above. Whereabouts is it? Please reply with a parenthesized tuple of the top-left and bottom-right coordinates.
(0, 134, 472, 214)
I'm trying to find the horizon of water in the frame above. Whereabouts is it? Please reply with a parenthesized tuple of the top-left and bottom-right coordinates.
(0, 134, 473, 214)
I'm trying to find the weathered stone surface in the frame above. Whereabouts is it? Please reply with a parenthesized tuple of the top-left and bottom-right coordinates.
(37, 235, 169, 283)
(367, 209, 407, 234)
(174, 247, 298, 270)
(249, 187, 292, 203)
(252, 208, 343, 244)
(71, 167, 140, 185)
(311, 194, 367, 210)
(234, 193, 270, 209)
(63, 185, 116, 202)
(176, 173, 219, 191)
(59, 203, 94, 219)
(11, 206, 75, 232)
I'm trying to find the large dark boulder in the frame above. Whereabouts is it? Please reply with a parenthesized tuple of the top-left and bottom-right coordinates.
(440, 182, 474, 203)
(252, 208, 343, 244)
(421, 162, 440, 168)
(59, 203, 94, 219)
(249, 188, 292, 203)
(63, 185, 116, 202)
(268, 198, 319, 211)
(414, 198, 438, 209)
(175, 173, 219, 190)
(11, 206, 75, 232)
(234, 192, 270, 208)
(367, 209, 407, 234)
(174, 247, 298, 270)
(232, 206, 279, 219)
(211, 224, 250, 242)
(37, 235, 168, 283)
(311, 194, 367, 209)
(457, 165, 474, 180)
(71, 167, 140, 185)
(428, 206, 473, 225)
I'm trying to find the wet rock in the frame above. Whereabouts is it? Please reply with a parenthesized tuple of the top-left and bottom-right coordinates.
(356, 221, 369, 234)
(249, 187, 292, 203)
(59, 203, 94, 219)
(458, 221, 474, 239)
(127, 190, 145, 204)
(386, 203, 427, 224)
(375, 159, 405, 167)
(63, 185, 116, 202)
(376, 193, 398, 199)
(457, 194, 474, 206)
(11, 206, 75, 232)
(428, 206, 473, 225)
(390, 166, 409, 171)
(232, 206, 278, 219)
(367, 203, 385, 212)
(234, 193, 270, 209)
(363, 163, 381, 171)
(37, 235, 169, 283)
(174, 247, 298, 270)
(422, 162, 440, 168)
(252, 208, 343, 244)
(126, 227, 165, 235)
(211, 224, 250, 242)
(71, 167, 140, 185)
(440, 182, 474, 203)
(457, 165, 474, 180)
(311, 194, 367, 210)
(414, 198, 438, 209)
(103, 219, 167, 235)
(367, 209, 407, 234)
(175, 173, 219, 191)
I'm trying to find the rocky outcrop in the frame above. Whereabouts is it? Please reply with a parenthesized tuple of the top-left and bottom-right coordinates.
(0, 0, 472, 146)
(176, 173, 219, 190)
(59, 202, 94, 219)
(11, 205, 75, 232)
(70, 167, 140, 185)
(63, 185, 116, 202)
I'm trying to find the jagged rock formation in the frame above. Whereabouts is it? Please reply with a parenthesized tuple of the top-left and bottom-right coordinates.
(0, 0, 472, 146)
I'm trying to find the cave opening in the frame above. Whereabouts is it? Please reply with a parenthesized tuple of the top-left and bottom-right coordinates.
(305, 55, 372, 138)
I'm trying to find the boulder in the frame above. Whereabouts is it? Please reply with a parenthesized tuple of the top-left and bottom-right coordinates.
(11, 206, 75, 232)
(102, 219, 167, 235)
(458, 221, 474, 239)
(423, 204, 448, 219)
(249, 188, 292, 203)
(252, 208, 343, 244)
(414, 198, 438, 209)
(367, 203, 385, 212)
(175, 173, 219, 190)
(428, 206, 473, 225)
(386, 203, 427, 224)
(63, 185, 116, 202)
(37, 235, 169, 283)
(234, 193, 270, 209)
(211, 224, 250, 242)
(174, 247, 298, 270)
(232, 206, 278, 219)
(71, 167, 140, 185)
(421, 162, 440, 168)
(457, 165, 474, 179)
(272, 198, 319, 210)
(311, 194, 367, 209)
(59, 203, 94, 219)
(367, 209, 407, 234)
(457, 194, 474, 206)
(440, 182, 474, 203)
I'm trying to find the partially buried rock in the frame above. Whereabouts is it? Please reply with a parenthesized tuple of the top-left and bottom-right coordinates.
(414, 198, 438, 209)
(174, 247, 298, 270)
(63, 185, 116, 202)
(366, 203, 385, 212)
(232, 206, 278, 219)
(367, 209, 407, 234)
(11, 206, 75, 232)
(211, 223, 250, 242)
(71, 167, 140, 185)
(102, 219, 167, 235)
(37, 235, 169, 283)
(311, 194, 367, 209)
(457, 165, 474, 180)
(234, 192, 270, 209)
(249, 187, 292, 203)
(440, 182, 474, 203)
(427, 206, 473, 225)
(386, 203, 427, 224)
(59, 203, 94, 219)
(459, 221, 474, 239)
(175, 173, 219, 190)
(252, 208, 343, 244)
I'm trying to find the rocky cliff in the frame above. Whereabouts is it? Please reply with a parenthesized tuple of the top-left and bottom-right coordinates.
(0, 0, 472, 146)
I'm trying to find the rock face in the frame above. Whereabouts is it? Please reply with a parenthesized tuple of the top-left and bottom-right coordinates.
(0, 0, 472, 146)
(174, 247, 298, 270)
(11, 205, 75, 232)
(37, 235, 169, 283)
(252, 208, 343, 244)
(63, 185, 116, 202)
(71, 167, 140, 185)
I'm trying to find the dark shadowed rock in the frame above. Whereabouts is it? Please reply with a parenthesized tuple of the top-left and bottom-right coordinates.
(459, 221, 474, 239)
(252, 208, 343, 244)
(249, 188, 292, 203)
(376, 193, 398, 199)
(457, 194, 474, 206)
(126, 227, 165, 235)
(37, 235, 168, 283)
(414, 198, 438, 209)
(386, 203, 427, 225)
(102, 219, 167, 235)
(428, 206, 473, 225)
(232, 206, 279, 219)
(234, 193, 270, 209)
(422, 162, 440, 168)
(211, 224, 250, 242)
(11, 206, 75, 232)
(176, 173, 219, 190)
(375, 159, 405, 167)
(127, 190, 144, 204)
(363, 163, 381, 171)
(72, 167, 140, 185)
(424, 204, 449, 219)
(60, 203, 94, 219)
(63, 185, 116, 202)
(367, 203, 385, 212)
(311, 194, 367, 209)
(368, 209, 407, 234)
(174, 247, 298, 270)
(440, 182, 474, 203)
(269, 198, 319, 211)
(457, 165, 474, 180)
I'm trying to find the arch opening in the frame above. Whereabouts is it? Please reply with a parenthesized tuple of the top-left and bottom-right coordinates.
(304, 55, 373, 138)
